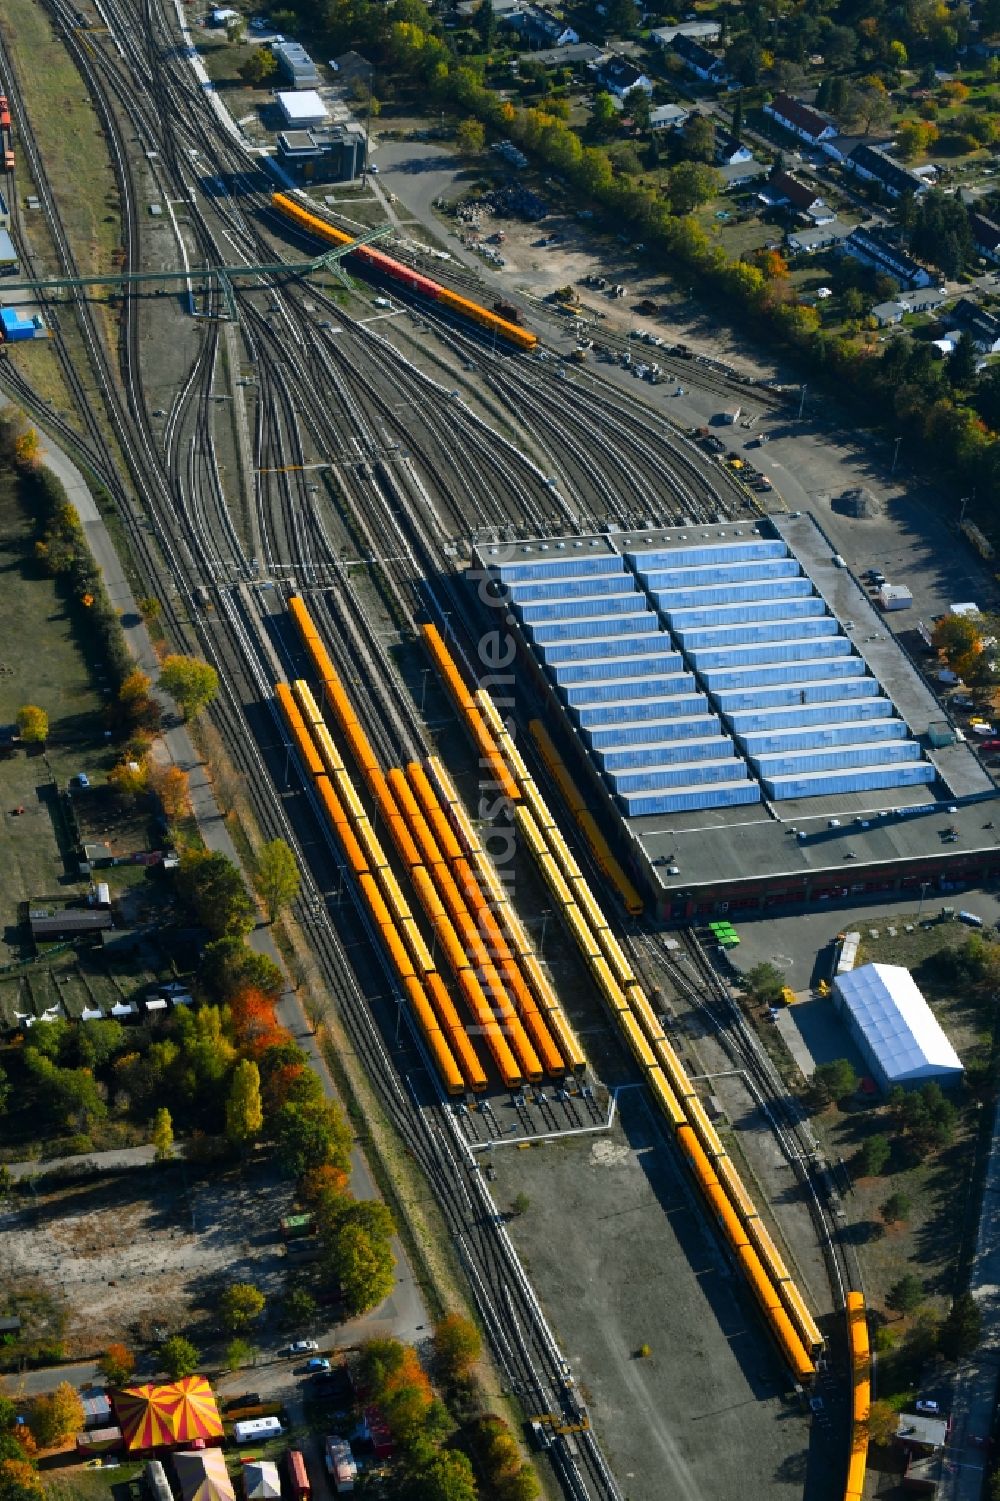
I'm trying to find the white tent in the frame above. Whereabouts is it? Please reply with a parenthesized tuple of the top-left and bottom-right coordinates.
(833, 963, 963, 1091)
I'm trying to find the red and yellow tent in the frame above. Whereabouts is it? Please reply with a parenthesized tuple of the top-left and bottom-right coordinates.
(114, 1377, 224, 1452)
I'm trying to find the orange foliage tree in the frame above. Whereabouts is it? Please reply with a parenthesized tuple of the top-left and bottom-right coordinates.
(149, 763, 191, 820)
(229, 987, 289, 1057)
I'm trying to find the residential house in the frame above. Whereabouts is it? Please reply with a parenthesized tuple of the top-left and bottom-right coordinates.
(716, 134, 754, 167)
(845, 143, 927, 199)
(871, 287, 951, 325)
(969, 211, 1000, 264)
(503, 6, 579, 47)
(650, 103, 689, 132)
(952, 297, 1000, 353)
(651, 20, 721, 46)
(593, 53, 652, 96)
(670, 32, 725, 82)
(843, 225, 934, 288)
(718, 157, 768, 190)
(764, 169, 833, 222)
(763, 93, 839, 152)
(787, 219, 852, 254)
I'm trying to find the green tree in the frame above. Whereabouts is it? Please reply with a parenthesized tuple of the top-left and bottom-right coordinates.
(666, 161, 721, 214)
(238, 48, 277, 86)
(606, 0, 638, 32)
(409, 1449, 478, 1501)
(886, 1273, 924, 1316)
(434, 1313, 481, 1381)
(324, 1201, 396, 1316)
(591, 92, 618, 138)
(254, 839, 300, 924)
(219, 1282, 266, 1333)
(283, 1287, 318, 1328)
(511, 1192, 530, 1216)
(730, 92, 743, 145)
(811, 1058, 858, 1106)
(177, 850, 255, 939)
(158, 655, 219, 721)
(867, 1398, 899, 1445)
(200, 937, 283, 1001)
(473, 0, 496, 50)
(29, 1382, 84, 1448)
(160, 1335, 199, 1379)
(226, 1060, 264, 1146)
(273, 1099, 352, 1178)
(949, 332, 978, 390)
(15, 706, 48, 745)
(680, 113, 715, 163)
(882, 1191, 912, 1224)
(99, 1343, 136, 1386)
(742, 962, 786, 1006)
(456, 117, 486, 154)
(857, 1135, 891, 1176)
(629, 89, 651, 134)
(224, 1338, 255, 1370)
(940, 1291, 982, 1359)
(225, 14, 246, 42)
(152, 1106, 174, 1162)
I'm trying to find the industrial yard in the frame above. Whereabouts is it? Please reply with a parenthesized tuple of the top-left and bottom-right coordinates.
(1, 1, 999, 1499)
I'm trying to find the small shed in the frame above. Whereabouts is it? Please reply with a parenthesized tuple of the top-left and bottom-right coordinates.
(276, 90, 328, 127)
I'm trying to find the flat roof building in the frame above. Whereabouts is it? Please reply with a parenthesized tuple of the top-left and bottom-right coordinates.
(833, 963, 963, 1092)
(277, 89, 327, 127)
(271, 39, 320, 89)
(473, 515, 1000, 919)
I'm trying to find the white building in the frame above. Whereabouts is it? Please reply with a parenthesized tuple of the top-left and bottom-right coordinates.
(832, 963, 964, 1093)
(650, 103, 689, 132)
(277, 90, 328, 127)
(651, 20, 721, 46)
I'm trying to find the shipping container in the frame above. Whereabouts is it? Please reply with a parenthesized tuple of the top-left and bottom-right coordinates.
(285, 1449, 312, 1500)
(762, 762, 936, 800)
(599, 735, 737, 771)
(727, 696, 893, 733)
(507, 572, 629, 603)
(619, 781, 762, 816)
(530, 612, 658, 644)
(677, 618, 839, 651)
(551, 652, 682, 685)
(587, 714, 721, 748)
(497, 554, 622, 583)
(577, 694, 710, 725)
(651, 579, 813, 609)
(667, 596, 826, 631)
(753, 740, 922, 777)
(520, 592, 644, 624)
(628, 541, 788, 569)
(878, 584, 913, 611)
(609, 757, 746, 793)
(637, 558, 802, 591)
(690, 635, 853, 670)
(704, 657, 866, 691)
(739, 718, 907, 755)
(544, 632, 666, 664)
(714, 676, 880, 713)
(564, 674, 696, 707)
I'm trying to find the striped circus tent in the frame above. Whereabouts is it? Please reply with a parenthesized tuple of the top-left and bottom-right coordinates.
(114, 1377, 224, 1451)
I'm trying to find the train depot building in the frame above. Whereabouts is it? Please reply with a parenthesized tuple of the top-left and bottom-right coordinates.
(474, 515, 1000, 920)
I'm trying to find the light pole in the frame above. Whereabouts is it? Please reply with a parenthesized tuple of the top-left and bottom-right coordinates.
(917, 880, 930, 918)
(419, 668, 430, 714)
(797, 382, 807, 419)
(959, 492, 974, 525)
(891, 435, 902, 475)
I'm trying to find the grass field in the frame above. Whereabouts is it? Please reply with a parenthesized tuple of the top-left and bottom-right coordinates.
(0, 0, 121, 280)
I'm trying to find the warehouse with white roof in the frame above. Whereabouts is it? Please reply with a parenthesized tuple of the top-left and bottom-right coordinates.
(832, 963, 963, 1092)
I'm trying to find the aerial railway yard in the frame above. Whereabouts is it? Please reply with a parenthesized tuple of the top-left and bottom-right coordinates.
(0, 0, 881, 1492)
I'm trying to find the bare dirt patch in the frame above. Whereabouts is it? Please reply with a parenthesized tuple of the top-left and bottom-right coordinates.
(1, 1161, 293, 1355)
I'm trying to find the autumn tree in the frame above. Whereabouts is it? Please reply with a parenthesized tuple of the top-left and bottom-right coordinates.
(99, 1343, 136, 1386)
(226, 1059, 263, 1146)
(150, 763, 191, 820)
(456, 117, 486, 154)
(410, 1449, 478, 1501)
(229, 988, 287, 1057)
(13, 429, 41, 469)
(108, 757, 149, 802)
(152, 1106, 174, 1161)
(29, 1383, 84, 1448)
(158, 655, 218, 720)
(0, 1458, 44, 1500)
(253, 839, 300, 923)
(200, 937, 284, 1001)
(219, 1282, 266, 1332)
(433, 1313, 481, 1381)
(116, 668, 160, 733)
(160, 1335, 199, 1379)
(15, 706, 47, 745)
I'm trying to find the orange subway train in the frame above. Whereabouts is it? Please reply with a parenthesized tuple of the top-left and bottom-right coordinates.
(271, 192, 537, 351)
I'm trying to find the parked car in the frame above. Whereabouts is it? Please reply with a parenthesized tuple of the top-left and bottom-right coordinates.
(286, 1339, 319, 1356)
(71, 773, 90, 789)
(915, 1399, 941, 1415)
(305, 1357, 331, 1373)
